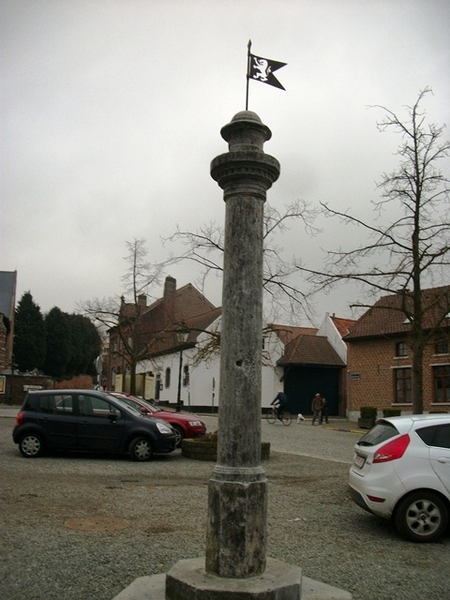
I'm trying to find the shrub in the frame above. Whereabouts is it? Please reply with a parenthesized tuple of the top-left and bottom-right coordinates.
(360, 406, 377, 420)
(383, 408, 401, 418)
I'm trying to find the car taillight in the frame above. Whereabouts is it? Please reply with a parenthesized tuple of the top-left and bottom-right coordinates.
(15, 412, 24, 426)
(373, 433, 410, 463)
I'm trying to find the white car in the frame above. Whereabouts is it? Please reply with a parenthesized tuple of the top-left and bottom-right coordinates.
(349, 414, 450, 542)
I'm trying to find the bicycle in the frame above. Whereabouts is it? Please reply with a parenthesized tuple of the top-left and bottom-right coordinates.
(265, 407, 292, 426)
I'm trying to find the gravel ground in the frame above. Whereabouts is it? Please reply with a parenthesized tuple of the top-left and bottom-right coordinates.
(1, 413, 449, 600)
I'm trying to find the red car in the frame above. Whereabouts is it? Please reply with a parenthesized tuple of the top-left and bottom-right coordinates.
(110, 393, 206, 447)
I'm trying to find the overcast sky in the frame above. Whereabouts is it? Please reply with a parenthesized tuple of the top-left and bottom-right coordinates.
(2, 0, 449, 326)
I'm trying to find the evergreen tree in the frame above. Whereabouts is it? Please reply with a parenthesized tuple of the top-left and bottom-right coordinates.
(14, 292, 46, 372)
(43, 307, 71, 379)
(66, 314, 101, 376)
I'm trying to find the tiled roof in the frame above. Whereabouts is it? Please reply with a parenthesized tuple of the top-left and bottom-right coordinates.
(267, 324, 317, 346)
(277, 334, 345, 367)
(331, 316, 356, 338)
(145, 283, 216, 322)
(345, 285, 450, 340)
(135, 281, 218, 356)
(182, 307, 222, 344)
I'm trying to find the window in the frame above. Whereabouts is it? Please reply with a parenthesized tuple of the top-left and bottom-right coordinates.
(54, 395, 74, 414)
(29, 394, 74, 414)
(394, 368, 411, 403)
(78, 395, 120, 418)
(165, 367, 171, 389)
(183, 365, 190, 387)
(417, 424, 450, 449)
(434, 424, 450, 449)
(435, 339, 449, 355)
(434, 365, 450, 403)
(395, 341, 408, 357)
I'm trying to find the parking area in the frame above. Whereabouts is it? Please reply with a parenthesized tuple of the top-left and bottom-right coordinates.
(1, 414, 449, 600)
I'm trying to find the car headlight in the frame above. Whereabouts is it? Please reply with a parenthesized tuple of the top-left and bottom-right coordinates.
(189, 420, 203, 427)
(156, 422, 174, 435)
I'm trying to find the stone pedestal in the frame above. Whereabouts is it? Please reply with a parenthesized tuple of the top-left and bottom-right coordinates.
(166, 557, 301, 600)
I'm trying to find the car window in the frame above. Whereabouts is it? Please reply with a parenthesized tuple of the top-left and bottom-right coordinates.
(356, 421, 400, 447)
(106, 393, 141, 416)
(434, 424, 450, 449)
(120, 397, 139, 411)
(78, 395, 121, 419)
(54, 395, 74, 414)
(416, 426, 437, 446)
(25, 394, 74, 414)
(24, 394, 46, 412)
(416, 424, 450, 449)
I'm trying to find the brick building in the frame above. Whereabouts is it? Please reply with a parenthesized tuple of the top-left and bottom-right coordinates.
(345, 285, 450, 420)
(107, 276, 219, 398)
(0, 271, 17, 381)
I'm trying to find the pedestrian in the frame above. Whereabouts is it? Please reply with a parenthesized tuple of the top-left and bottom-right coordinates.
(311, 393, 323, 426)
(320, 397, 329, 425)
(271, 391, 288, 422)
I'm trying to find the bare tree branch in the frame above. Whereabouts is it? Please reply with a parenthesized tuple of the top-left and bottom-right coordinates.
(298, 88, 450, 412)
(163, 199, 320, 323)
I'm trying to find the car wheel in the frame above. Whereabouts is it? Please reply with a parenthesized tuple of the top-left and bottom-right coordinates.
(395, 490, 449, 543)
(129, 437, 153, 462)
(19, 433, 44, 458)
(172, 425, 183, 448)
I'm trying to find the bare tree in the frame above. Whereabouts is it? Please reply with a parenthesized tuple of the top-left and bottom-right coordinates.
(80, 239, 174, 394)
(164, 199, 320, 323)
(299, 88, 450, 413)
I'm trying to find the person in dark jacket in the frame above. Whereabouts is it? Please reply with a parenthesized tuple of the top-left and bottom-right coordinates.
(320, 397, 329, 424)
(271, 392, 288, 421)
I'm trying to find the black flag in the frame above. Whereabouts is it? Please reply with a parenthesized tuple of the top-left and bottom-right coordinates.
(248, 53, 286, 90)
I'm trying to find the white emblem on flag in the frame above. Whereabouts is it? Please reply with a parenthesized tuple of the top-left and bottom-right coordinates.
(252, 57, 271, 82)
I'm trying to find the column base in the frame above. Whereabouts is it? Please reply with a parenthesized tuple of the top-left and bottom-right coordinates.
(113, 557, 353, 600)
(166, 556, 300, 599)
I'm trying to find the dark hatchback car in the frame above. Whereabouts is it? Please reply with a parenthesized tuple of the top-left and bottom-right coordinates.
(12, 389, 177, 461)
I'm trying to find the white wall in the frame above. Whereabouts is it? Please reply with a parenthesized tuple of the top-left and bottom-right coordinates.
(317, 313, 348, 362)
(135, 323, 285, 410)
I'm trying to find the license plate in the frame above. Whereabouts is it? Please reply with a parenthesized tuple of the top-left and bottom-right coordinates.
(354, 454, 366, 469)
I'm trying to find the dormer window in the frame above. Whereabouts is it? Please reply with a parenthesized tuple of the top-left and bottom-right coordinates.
(395, 341, 408, 357)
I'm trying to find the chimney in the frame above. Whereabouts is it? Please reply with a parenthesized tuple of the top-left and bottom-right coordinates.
(163, 276, 176, 324)
(138, 294, 147, 308)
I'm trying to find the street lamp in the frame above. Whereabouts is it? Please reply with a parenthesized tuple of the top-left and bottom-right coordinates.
(176, 329, 189, 412)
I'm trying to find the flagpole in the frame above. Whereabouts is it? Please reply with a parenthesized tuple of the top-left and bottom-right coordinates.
(245, 39, 252, 110)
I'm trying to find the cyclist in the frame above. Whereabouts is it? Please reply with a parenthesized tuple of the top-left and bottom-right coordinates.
(271, 392, 288, 422)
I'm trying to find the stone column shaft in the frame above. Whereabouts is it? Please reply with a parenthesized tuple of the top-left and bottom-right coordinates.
(205, 111, 280, 578)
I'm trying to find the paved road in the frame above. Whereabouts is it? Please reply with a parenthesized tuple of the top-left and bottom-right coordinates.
(202, 414, 361, 463)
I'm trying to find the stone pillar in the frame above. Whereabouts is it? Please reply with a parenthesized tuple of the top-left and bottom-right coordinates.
(165, 111, 303, 600)
(205, 111, 280, 578)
